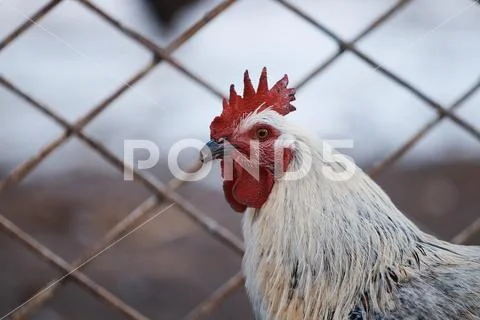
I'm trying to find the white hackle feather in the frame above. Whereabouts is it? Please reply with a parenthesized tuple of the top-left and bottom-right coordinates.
(237, 110, 480, 320)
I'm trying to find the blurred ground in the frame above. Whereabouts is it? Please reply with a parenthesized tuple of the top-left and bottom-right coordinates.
(0, 161, 479, 319)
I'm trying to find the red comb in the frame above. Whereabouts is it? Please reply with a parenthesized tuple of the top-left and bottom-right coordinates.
(210, 67, 296, 140)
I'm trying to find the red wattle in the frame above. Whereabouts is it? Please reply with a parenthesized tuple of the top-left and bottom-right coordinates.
(220, 148, 292, 213)
(221, 160, 247, 212)
(232, 166, 274, 209)
(223, 179, 247, 212)
(221, 161, 274, 212)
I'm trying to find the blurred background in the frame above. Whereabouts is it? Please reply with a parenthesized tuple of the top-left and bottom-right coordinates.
(0, 0, 479, 319)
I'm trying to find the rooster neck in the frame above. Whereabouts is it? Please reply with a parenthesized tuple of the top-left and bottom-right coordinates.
(240, 134, 445, 320)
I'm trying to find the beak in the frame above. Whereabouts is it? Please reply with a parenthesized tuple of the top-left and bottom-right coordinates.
(200, 139, 225, 163)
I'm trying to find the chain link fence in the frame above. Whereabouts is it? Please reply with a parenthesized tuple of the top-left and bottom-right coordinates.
(0, 0, 479, 319)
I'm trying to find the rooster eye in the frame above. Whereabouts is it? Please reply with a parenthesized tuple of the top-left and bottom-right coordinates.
(256, 128, 269, 140)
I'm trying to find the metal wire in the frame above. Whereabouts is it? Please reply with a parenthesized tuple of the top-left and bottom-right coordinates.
(0, 0, 63, 51)
(7, 197, 162, 320)
(184, 271, 245, 320)
(368, 79, 480, 178)
(0, 214, 151, 320)
(295, 0, 413, 89)
(1, 0, 479, 319)
(277, 0, 480, 143)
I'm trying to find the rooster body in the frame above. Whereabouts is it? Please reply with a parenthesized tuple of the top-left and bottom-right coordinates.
(202, 69, 480, 320)
(241, 112, 480, 319)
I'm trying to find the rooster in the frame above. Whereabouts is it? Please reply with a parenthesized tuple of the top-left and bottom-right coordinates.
(200, 68, 480, 320)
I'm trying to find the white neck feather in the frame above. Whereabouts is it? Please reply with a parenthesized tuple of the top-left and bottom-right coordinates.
(240, 116, 449, 320)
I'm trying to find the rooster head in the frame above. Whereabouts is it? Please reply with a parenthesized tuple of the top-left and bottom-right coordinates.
(201, 68, 297, 212)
